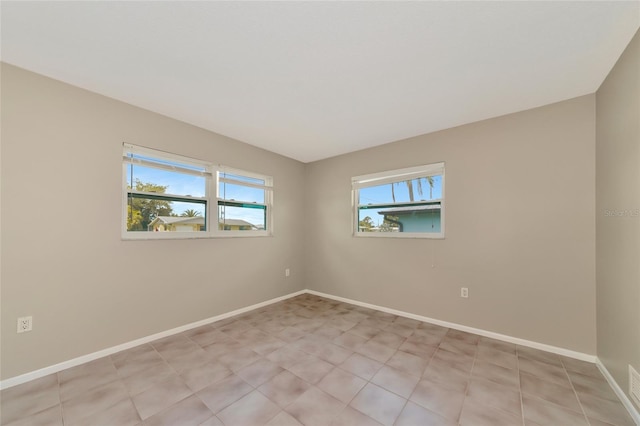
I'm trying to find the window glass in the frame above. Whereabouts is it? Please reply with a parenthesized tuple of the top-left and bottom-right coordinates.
(123, 144, 272, 238)
(353, 164, 444, 237)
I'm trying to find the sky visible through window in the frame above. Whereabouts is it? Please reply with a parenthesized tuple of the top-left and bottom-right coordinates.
(358, 176, 443, 227)
(126, 161, 266, 226)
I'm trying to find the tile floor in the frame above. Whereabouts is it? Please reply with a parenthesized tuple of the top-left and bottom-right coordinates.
(1, 294, 635, 426)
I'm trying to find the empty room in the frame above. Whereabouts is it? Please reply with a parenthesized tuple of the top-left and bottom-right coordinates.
(1, 2, 639, 425)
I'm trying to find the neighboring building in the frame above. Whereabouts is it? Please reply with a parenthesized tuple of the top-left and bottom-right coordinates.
(378, 204, 441, 233)
(148, 216, 258, 232)
(148, 216, 205, 232)
(218, 219, 257, 231)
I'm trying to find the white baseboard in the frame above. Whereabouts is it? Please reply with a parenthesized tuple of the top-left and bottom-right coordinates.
(1, 288, 599, 391)
(0, 290, 306, 390)
(596, 358, 640, 425)
(306, 290, 597, 363)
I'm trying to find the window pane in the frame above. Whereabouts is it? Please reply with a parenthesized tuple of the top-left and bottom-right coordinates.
(126, 164, 206, 197)
(358, 175, 442, 205)
(218, 182, 265, 204)
(219, 172, 265, 186)
(359, 205, 441, 233)
(357, 174, 443, 234)
(218, 205, 266, 231)
(127, 196, 206, 232)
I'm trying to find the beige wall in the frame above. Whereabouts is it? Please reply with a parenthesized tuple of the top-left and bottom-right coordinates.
(305, 95, 597, 354)
(0, 64, 306, 379)
(0, 61, 606, 381)
(596, 29, 640, 408)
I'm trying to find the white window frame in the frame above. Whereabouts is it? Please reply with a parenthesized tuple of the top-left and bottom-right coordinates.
(217, 166, 273, 238)
(352, 162, 445, 239)
(122, 143, 273, 240)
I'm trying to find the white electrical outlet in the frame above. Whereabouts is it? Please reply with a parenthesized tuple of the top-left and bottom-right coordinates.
(17, 316, 33, 333)
(285, 268, 290, 277)
(460, 288, 469, 298)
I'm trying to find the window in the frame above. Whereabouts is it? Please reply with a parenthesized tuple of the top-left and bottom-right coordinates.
(218, 168, 272, 233)
(352, 163, 445, 238)
(122, 144, 272, 239)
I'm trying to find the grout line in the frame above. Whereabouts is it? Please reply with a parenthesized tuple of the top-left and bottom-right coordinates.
(517, 347, 526, 426)
(561, 359, 592, 425)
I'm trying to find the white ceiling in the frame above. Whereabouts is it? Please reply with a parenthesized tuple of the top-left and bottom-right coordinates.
(1, 2, 638, 163)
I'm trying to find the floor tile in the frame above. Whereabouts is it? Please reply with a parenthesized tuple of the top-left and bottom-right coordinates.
(476, 345, 518, 369)
(217, 390, 280, 425)
(339, 353, 384, 381)
(477, 336, 516, 354)
(398, 340, 438, 360)
(184, 325, 230, 347)
(409, 378, 465, 421)
(0, 295, 632, 426)
(250, 335, 288, 356)
(422, 359, 470, 393)
(267, 345, 310, 369)
(317, 367, 367, 403)
(518, 357, 572, 388)
(266, 410, 303, 426)
(0, 374, 60, 425)
(217, 347, 262, 372)
(370, 331, 406, 349)
(62, 379, 129, 425)
(520, 371, 581, 412)
(286, 387, 345, 426)
(275, 326, 307, 342)
(432, 347, 475, 373)
(288, 355, 334, 384)
(131, 375, 192, 420)
(446, 329, 480, 344)
(356, 340, 396, 363)
(202, 340, 244, 359)
(196, 374, 253, 414)
(68, 397, 140, 426)
(471, 359, 519, 389)
(371, 365, 420, 398)
(315, 343, 353, 365)
(384, 322, 416, 338)
(237, 358, 284, 387)
(333, 332, 368, 351)
(459, 398, 523, 426)
(561, 356, 603, 379)
(112, 345, 166, 378)
(330, 406, 383, 426)
(440, 338, 478, 358)
(385, 350, 429, 377)
(395, 401, 457, 426)
(569, 370, 620, 402)
(199, 415, 224, 426)
(577, 392, 636, 426)
(517, 346, 563, 367)
(349, 323, 380, 339)
(2, 404, 63, 426)
(258, 370, 311, 408)
(466, 377, 522, 416)
(122, 361, 175, 396)
(349, 383, 406, 426)
(180, 360, 233, 392)
(59, 357, 119, 401)
(522, 395, 588, 425)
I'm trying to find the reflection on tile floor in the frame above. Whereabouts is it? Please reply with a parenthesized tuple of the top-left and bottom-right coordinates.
(1, 294, 635, 425)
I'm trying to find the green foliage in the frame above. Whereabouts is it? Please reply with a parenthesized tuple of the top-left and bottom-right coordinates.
(127, 179, 173, 231)
(181, 209, 202, 217)
(390, 176, 435, 202)
(359, 216, 375, 231)
(380, 215, 400, 232)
